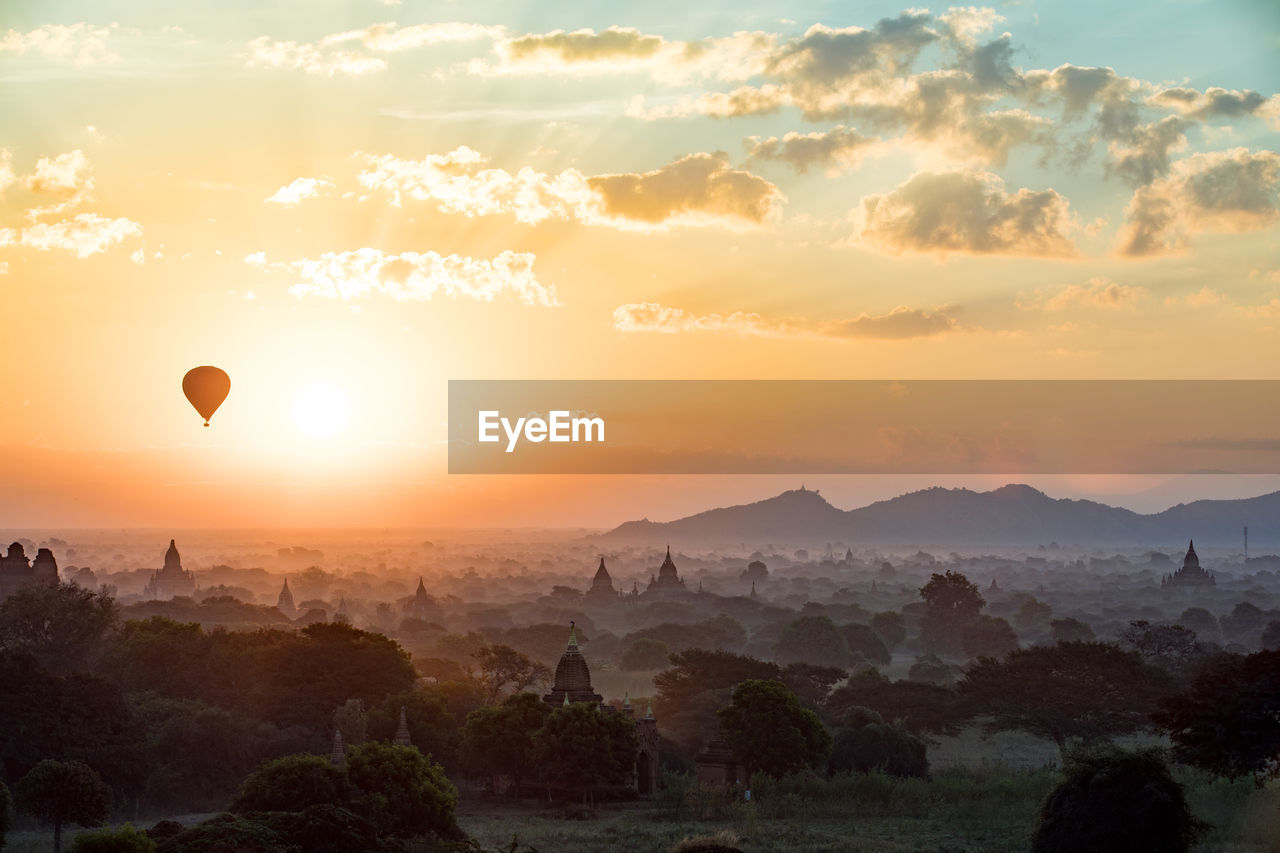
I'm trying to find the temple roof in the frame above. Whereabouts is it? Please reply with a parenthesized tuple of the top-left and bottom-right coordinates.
(593, 558, 611, 582)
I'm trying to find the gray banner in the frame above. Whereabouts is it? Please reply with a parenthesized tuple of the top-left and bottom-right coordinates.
(447, 380, 1280, 474)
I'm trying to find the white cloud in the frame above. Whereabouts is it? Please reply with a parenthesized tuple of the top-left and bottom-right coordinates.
(0, 23, 119, 66)
(354, 147, 782, 230)
(856, 169, 1076, 256)
(247, 247, 559, 306)
(1027, 276, 1147, 311)
(0, 149, 14, 196)
(23, 149, 95, 216)
(613, 301, 959, 339)
(246, 22, 502, 76)
(17, 213, 142, 257)
(266, 177, 335, 204)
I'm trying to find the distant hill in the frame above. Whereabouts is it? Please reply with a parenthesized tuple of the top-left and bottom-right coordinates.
(596, 484, 1280, 548)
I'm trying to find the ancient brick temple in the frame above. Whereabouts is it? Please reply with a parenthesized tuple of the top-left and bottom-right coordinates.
(0, 542, 58, 601)
(143, 539, 196, 600)
(1162, 540, 1216, 589)
(543, 622, 662, 795)
(645, 546, 687, 596)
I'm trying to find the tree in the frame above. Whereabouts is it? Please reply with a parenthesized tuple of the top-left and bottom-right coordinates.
(16, 760, 112, 853)
(1177, 607, 1219, 642)
(531, 703, 639, 802)
(461, 692, 550, 797)
(907, 654, 960, 685)
(1260, 620, 1280, 651)
(653, 649, 781, 754)
(1031, 746, 1202, 853)
(230, 754, 349, 814)
(1050, 618, 1095, 644)
(919, 571, 985, 656)
(0, 582, 118, 674)
(960, 642, 1173, 751)
(870, 611, 906, 651)
(1154, 649, 1280, 782)
(717, 680, 831, 778)
(619, 638, 670, 672)
(827, 668, 969, 736)
(472, 644, 551, 701)
(839, 623, 891, 666)
(773, 615, 852, 668)
(1, 780, 10, 850)
(961, 615, 1018, 660)
(345, 741, 459, 840)
(1119, 621, 1202, 673)
(69, 824, 156, 853)
(366, 688, 462, 773)
(827, 707, 928, 779)
(1013, 598, 1053, 633)
(332, 699, 368, 746)
(778, 663, 847, 705)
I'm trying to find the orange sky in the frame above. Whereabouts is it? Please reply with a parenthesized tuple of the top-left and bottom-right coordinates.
(2, 2, 1279, 527)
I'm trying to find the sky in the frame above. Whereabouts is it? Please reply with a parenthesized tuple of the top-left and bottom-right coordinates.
(2, 0, 1280, 528)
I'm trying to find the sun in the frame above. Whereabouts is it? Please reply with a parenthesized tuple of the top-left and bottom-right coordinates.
(291, 382, 351, 438)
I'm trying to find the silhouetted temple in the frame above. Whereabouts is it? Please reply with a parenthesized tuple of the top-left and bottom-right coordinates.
(645, 546, 687, 595)
(143, 539, 196, 600)
(0, 542, 58, 601)
(402, 576, 438, 620)
(1162, 540, 1216, 589)
(277, 579, 295, 616)
(542, 623, 661, 794)
(586, 557, 617, 600)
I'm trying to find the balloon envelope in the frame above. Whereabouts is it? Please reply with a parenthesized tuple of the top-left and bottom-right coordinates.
(182, 366, 230, 426)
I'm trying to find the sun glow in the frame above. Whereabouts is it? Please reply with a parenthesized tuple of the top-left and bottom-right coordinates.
(291, 382, 352, 438)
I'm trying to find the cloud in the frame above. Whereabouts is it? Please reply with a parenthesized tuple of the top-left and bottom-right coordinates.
(0, 149, 14, 196)
(0, 23, 119, 65)
(1150, 87, 1272, 120)
(744, 125, 876, 173)
(856, 169, 1076, 256)
(14, 213, 142, 257)
(612, 301, 959, 339)
(1106, 116, 1189, 186)
(266, 177, 335, 204)
(479, 27, 773, 83)
(246, 37, 386, 76)
(246, 21, 503, 76)
(246, 248, 559, 306)
(22, 149, 96, 216)
(587, 152, 783, 226)
(1029, 276, 1147, 311)
(354, 147, 782, 230)
(1164, 286, 1225, 308)
(1118, 148, 1280, 256)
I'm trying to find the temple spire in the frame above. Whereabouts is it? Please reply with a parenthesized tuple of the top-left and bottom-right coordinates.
(394, 706, 412, 747)
(567, 620, 578, 649)
(330, 729, 345, 765)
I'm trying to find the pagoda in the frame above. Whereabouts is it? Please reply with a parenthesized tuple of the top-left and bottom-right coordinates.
(143, 539, 196, 600)
(1162, 540, 1216, 589)
(645, 546, 687, 595)
(586, 557, 618, 600)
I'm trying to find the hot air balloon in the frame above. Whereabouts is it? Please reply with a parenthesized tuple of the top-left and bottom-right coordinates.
(182, 366, 230, 427)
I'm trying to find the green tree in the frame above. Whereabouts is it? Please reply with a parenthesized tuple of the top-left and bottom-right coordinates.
(0, 582, 118, 674)
(827, 668, 969, 736)
(870, 611, 906, 651)
(1031, 746, 1202, 853)
(717, 680, 831, 778)
(827, 707, 928, 779)
(531, 703, 639, 802)
(961, 615, 1018, 660)
(366, 687, 462, 773)
(472, 644, 551, 702)
(230, 754, 349, 814)
(332, 699, 368, 746)
(1, 779, 11, 850)
(1154, 649, 1280, 782)
(1119, 621, 1202, 674)
(839, 623, 891, 666)
(960, 642, 1173, 751)
(69, 824, 156, 853)
(1050, 617, 1095, 644)
(345, 741, 459, 839)
(773, 615, 852, 668)
(461, 692, 550, 797)
(619, 638, 670, 672)
(16, 760, 111, 853)
(919, 571, 985, 656)
(778, 663, 847, 705)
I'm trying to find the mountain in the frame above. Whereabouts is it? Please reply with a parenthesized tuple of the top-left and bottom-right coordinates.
(595, 484, 1280, 548)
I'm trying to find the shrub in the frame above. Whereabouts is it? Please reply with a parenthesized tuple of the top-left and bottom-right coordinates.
(827, 708, 929, 779)
(1031, 746, 1204, 853)
(69, 824, 157, 853)
(230, 754, 349, 814)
